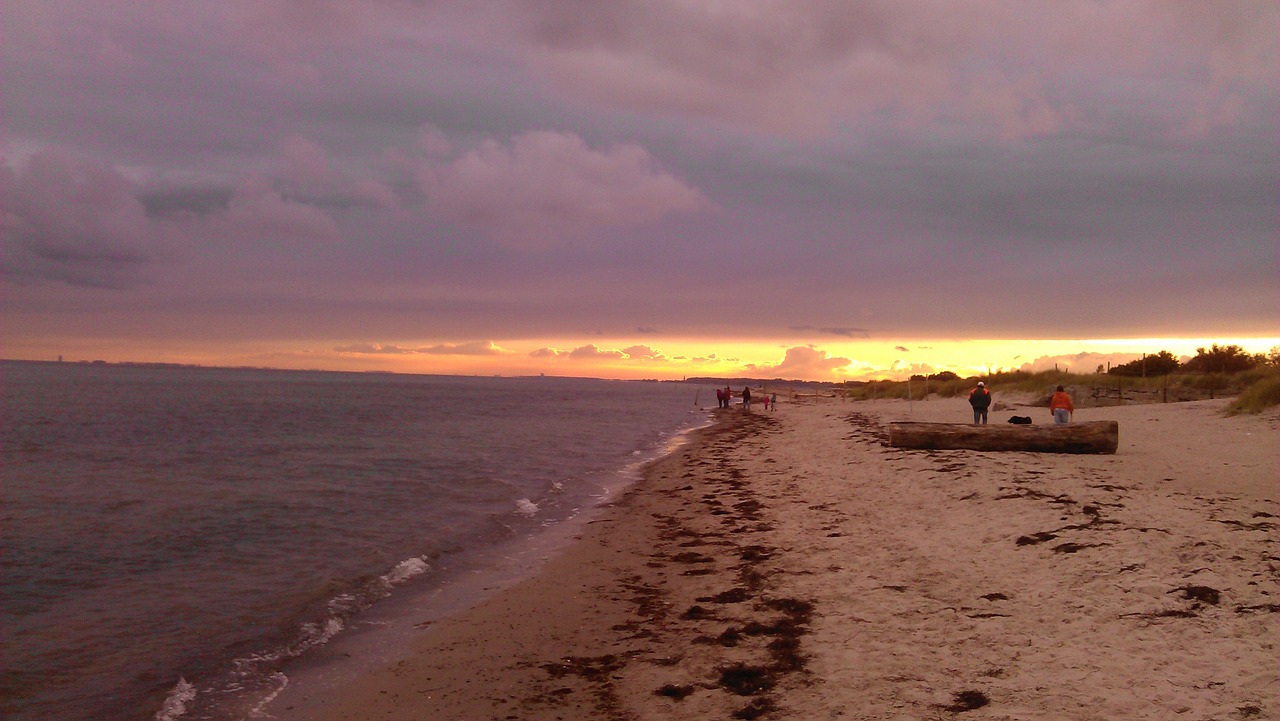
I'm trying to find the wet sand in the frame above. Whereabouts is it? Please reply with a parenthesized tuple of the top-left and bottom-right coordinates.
(270, 395, 1278, 720)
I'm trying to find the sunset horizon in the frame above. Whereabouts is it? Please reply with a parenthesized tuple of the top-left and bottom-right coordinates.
(7, 335, 1277, 383)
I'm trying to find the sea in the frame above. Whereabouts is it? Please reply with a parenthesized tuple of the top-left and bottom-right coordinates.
(0, 361, 716, 721)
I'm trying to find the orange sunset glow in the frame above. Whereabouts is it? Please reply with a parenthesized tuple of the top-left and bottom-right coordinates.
(11, 336, 1278, 383)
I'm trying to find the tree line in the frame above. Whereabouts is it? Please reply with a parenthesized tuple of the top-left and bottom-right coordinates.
(1105, 344, 1280, 377)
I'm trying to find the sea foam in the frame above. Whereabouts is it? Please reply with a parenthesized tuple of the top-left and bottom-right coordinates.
(154, 678, 196, 721)
(382, 556, 431, 587)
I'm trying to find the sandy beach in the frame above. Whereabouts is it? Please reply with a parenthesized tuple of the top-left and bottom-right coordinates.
(270, 394, 1278, 721)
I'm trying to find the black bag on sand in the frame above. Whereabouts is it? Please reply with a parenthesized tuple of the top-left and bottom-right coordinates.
(1007, 415, 1033, 425)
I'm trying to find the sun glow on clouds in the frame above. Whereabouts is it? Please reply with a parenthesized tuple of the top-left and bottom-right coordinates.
(14, 335, 1275, 382)
(334, 341, 512, 356)
(306, 336, 1280, 382)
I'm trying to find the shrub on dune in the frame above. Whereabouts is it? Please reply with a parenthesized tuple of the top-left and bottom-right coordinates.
(1226, 375, 1280, 415)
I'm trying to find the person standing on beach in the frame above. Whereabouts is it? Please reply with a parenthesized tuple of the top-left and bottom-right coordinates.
(742, 386, 752, 411)
(724, 385, 732, 409)
(770, 393, 777, 411)
(715, 387, 725, 408)
(762, 393, 770, 411)
(1049, 385, 1074, 424)
(968, 381, 991, 424)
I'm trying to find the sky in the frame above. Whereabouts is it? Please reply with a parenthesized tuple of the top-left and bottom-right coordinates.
(2, 1, 1276, 381)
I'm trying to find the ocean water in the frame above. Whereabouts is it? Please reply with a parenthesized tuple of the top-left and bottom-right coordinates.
(0, 362, 714, 721)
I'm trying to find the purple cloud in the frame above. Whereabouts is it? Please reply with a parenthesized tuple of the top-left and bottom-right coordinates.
(415, 130, 711, 247)
(514, 2, 1275, 138)
(790, 325, 870, 338)
(0, 150, 163, 288)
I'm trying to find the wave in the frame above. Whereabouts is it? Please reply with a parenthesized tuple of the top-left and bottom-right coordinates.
(154, 678, 196, 721)
(381, 556, 431, 587)
(153, 554, 433, 721)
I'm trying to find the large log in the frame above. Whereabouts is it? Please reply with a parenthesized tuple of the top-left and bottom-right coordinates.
(887, 420, 1119, 454)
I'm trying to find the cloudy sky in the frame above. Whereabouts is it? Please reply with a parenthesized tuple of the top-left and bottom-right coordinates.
(2, 1, 1276, 380)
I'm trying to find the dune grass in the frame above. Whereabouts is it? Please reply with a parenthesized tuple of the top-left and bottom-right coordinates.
(1225, 374, 1280, 415)
(841, 368, 1277, 407)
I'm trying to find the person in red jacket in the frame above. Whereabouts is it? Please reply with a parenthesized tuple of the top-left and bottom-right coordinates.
(1049, 385, 1074, 424)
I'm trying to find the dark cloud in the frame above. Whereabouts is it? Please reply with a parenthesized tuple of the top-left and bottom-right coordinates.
(821, 327, 869, 338)
(0, 150, 161, 288)
(141, 187, 234, 218)
(789, 325, 871, 339)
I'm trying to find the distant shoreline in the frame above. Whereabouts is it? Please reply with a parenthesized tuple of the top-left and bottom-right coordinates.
(0, 358, 848, 389)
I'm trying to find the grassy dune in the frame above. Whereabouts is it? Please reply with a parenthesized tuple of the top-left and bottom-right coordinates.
(840, 368, 1280, 413)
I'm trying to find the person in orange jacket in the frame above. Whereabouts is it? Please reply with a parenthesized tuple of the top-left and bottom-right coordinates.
(1049, 385, 1074, 424)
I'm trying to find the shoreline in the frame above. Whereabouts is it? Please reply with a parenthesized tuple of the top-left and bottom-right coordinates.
(246, 410, 716, 721)
(267, 396, 1278, 720)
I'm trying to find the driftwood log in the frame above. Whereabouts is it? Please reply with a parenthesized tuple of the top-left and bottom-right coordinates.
(887, 420, 1119, 454)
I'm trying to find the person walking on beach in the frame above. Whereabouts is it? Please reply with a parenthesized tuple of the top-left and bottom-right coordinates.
(762, 393, 770, 411)
(770, 393, 777, 411)
(715, 387, 725, 408)
(742, 386, 752, 411)
(968, 381, 991, 424)
(723, 385, 732, 409)
(1049, 385, 1074, 424)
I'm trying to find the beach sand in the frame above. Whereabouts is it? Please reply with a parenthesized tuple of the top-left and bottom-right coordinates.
(271, 395, 1278, 720)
